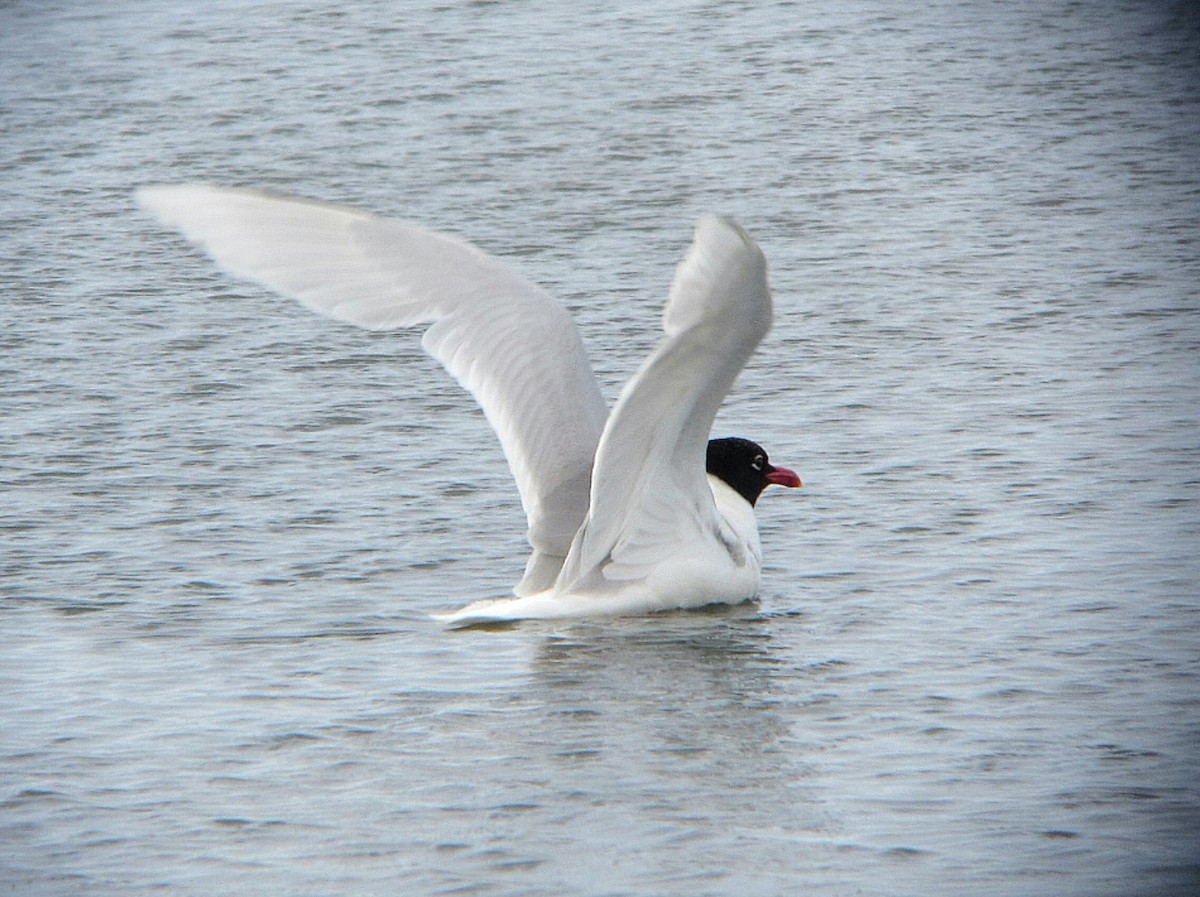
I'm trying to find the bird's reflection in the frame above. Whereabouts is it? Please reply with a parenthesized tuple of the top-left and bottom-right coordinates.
(513, 607, 823, 836)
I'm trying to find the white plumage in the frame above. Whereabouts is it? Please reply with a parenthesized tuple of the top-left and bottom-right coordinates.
(137, 187, 795, 623)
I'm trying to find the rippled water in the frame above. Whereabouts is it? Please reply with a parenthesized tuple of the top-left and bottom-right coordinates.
(3, 1, 1199, 894)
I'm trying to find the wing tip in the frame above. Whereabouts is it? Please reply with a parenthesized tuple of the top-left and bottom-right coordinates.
(136, 183, 306, 223)
(135, 183, 225, 225)
(663, 214, 770, 334)
(693, 214, 766, 265)
(134, 183, 177, 218)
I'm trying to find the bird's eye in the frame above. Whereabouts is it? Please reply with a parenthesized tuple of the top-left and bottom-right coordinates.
(752, 455, 765, 471)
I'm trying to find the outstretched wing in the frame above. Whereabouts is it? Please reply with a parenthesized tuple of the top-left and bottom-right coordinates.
(137, 185, 608, 593)
(555, 215, 771, 592)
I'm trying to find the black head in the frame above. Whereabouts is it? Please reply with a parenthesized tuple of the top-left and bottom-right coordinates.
(706, 437, 802, 507)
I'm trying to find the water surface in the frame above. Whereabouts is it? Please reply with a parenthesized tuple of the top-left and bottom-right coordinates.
(2, 1, 1198, 894)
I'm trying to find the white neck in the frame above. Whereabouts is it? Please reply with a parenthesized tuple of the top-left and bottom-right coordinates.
(707, 474, 763, 566)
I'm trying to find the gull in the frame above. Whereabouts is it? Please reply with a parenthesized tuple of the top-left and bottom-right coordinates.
(137, 186, 801, 623)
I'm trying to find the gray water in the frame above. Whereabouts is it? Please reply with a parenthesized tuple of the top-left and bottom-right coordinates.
(2, 1, 1198, 894)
